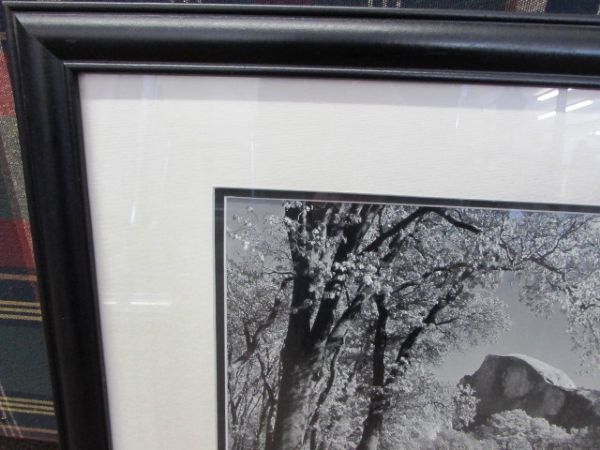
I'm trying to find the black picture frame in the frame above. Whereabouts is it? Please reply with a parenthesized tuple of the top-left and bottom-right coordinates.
(3, 2, 600, 449)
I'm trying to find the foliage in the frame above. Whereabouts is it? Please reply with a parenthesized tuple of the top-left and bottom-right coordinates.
(427, 429, 498, 450)
(452, 384, 478, 431)
(225, 199, 600, 449)
(476, 409, 589, 450)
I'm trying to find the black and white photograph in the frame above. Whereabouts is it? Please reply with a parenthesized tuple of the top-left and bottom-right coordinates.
(217, 189, 600, 450)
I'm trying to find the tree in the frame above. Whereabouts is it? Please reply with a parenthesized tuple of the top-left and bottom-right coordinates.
(428, 428, 498, 450)
(226, 200, 600, 450)
(226, 208, 291, 449)
(477, 409, 573, 449)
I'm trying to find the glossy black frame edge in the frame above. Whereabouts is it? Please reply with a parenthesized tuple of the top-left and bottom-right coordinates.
(4, 2, 600, 450)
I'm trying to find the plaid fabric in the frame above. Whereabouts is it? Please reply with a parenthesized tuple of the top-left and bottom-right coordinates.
(0, 0, 598, 447)
(0, 32, 59, 446)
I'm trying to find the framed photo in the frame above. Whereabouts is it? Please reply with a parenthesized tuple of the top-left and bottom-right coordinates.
(4, 2, 600, 449)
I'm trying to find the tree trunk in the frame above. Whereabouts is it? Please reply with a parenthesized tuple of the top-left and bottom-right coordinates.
(357, 295, 388, 450)
(271, 204, 319, 449)
(264, 402, 276, 450)
(271, 359, 314, 449)
(356, 400, 385, 450)
(272, 203, 382, 449)
(305, 340, 345, 450)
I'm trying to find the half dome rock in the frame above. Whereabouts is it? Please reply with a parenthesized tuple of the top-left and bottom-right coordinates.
(461, 354, 600, 430)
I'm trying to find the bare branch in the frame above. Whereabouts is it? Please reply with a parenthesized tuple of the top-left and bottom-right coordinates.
(431, 210, 482, 234)
(362, 207, 433, 253)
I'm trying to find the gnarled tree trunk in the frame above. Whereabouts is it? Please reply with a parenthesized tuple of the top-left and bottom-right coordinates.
(272, 203, 384, 449)
(271, 204, 320, 450)
(271, 357, 315, 450)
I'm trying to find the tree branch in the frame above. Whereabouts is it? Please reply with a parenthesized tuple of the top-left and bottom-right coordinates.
(362, 207, 433, 253)
(431, 210, 482, 234)
(232, 279, 289, 367)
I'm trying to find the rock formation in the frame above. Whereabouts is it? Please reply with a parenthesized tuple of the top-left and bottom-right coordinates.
(461, 354, 600, 430)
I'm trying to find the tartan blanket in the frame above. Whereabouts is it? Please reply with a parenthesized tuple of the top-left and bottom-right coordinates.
(0, 33, 59, 446)
(0, 0, 597, 447)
